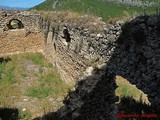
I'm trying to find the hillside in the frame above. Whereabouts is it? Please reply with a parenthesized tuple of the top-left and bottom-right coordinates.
(32, 0, 159, 20)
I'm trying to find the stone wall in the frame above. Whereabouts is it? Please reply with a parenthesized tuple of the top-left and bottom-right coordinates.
(41, 14, 160, 119)
(107, 15, 160, 107)
(43, 15, 122, 82)
(0, 9, 44, 56)
(0, 29, 44, 57)
(40, 16, 119, 119)
(0, 9, 42, 32)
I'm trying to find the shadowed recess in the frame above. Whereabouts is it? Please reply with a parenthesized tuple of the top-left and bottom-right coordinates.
(0, 108, 18, 120)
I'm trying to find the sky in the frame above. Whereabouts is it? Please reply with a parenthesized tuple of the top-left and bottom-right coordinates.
(0, 0, 45, 8)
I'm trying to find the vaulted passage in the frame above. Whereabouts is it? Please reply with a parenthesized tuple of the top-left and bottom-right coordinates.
(7, 19, 24, 29)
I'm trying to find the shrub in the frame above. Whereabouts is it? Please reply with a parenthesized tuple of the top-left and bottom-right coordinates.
(51, 23, 59, 30)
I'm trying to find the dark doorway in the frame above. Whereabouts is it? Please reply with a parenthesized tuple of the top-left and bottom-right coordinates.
(63, 28, 71, 42)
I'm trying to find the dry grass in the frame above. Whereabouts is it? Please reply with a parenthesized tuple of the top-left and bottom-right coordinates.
(0, 82, 20, 108)
(116, 76, 150, 105)
(32, 10, 107, 33)
(32, 10, 81, 21)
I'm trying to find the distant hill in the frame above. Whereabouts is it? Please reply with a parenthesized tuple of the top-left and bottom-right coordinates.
(32, 0, 159, 20)
(0, 5, 28, 10)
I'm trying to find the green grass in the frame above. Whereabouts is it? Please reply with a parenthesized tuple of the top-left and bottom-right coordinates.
(25, 53, 45, 66)
(0, 53, 73, 100)
(27, 70, 73, 99)
(32, 0, 159, 21)
(0, 53, 74, 117)
(0, 61, 6, 79)
(0, 58, 15, 83)
(19, 109, 32, 120)
(27, 87, 52, 99)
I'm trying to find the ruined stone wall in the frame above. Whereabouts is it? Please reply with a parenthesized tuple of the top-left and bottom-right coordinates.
(41, 17, 122, 119)
(107, 15, 160, 106)
(42, 15, 160, 119)
(43, 16, 122, 82)
(0, 9, 42, 32)
(0, 10, 44, 56)
(0, 29, 44, 57)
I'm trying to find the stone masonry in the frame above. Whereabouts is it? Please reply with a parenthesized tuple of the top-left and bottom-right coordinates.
(1, 9, 160, 119)
(0, 9, 44, 56)
(41, 14, 160, 119)
(0, 9, 42, 32)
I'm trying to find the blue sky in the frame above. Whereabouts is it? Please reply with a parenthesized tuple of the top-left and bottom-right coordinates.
(0, 0, 45, 8)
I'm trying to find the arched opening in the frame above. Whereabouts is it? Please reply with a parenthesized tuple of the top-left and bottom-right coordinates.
(7, 19, 24, 29)
(63, 28, 71, 42)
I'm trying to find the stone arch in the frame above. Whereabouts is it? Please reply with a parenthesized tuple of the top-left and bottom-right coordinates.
(7, 19, 24, 29)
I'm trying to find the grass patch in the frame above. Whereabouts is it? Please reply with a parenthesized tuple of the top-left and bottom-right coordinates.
(116, 76, 150, 104)
(0, 53, 74, 118)
(27, 87, 52, 99)
(0, 57, 16, 84)
(115, 76, 155, 115)
(27, 69, 73, 99)
(25, 53, 45, 66)
(18, 109, 32, 120)
(0, 82, 19, 107)
(0, 57, 20, 107)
